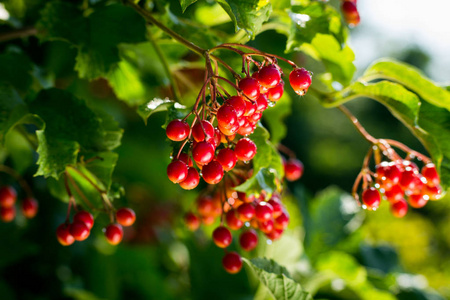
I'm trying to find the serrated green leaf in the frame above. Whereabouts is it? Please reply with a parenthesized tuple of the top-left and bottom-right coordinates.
(215, 0, 272, 38)
(244, 257, 311, 300)
(0, 52, 33, 93)
(179, 0, 198, 12)
(138, 98, 187, 125)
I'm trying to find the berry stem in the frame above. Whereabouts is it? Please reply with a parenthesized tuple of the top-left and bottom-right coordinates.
(64, 171, 78, 222)
(0, 165, 33, 198)
(66, 166, 106, 194)
(338, 105, 378, 144)
(383, 139, 431, 163)
(65, 171, 96, 211)
(277, 144, 296, 159)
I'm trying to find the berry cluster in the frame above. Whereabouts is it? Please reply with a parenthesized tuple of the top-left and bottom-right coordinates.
(341, 0, 360, 27)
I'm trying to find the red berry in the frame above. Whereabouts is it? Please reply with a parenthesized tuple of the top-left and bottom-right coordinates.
(256, 94, 269, 111)
(116, 208, 136, 226)
(70, 221, 90, 241)
(239, 77, 260, 101)
(225, 209, 243, 230)
(289, 68, 312, 95)
(218, 123, 239, 136)
(167, 160, 189, 183)
(104, 223, 123, 245)
(258, 219, 274, 233)
(184, 212, 200, 231)
(258, 65, 281, 88)
(265, 228, 284, 241)
(217, 105, 238, 129)
(423, 185, 443, 201)
(239, 229, 258, 251)
(243, 100, 257, 117)
(179, 167, 200, 190)
(0, 186, 17, 208)
(166, 119, 190, 141)
(422, 163, 440, 186)
(237, 203, 255, 221)
(234, 138, 257, 161)
(390, 199, 408, 218)
(192, 120, 215, 142)
(399, 169, 420, 191)
(408, 194, 428, 208)
(274, 211, 289, 229)
(202, 161, 224, 184)
(56, 224, 75, 246)
(284, 158, 304, 181)
(361, 187, 381, 210)
(217, 148, 237, 171)
(342, 1, 360, 26)
(192, 141, 215, 165)
(236, 120, 254, 136)
(21, 197, 38, 219)
(384, 185, 404, 203)
(212, 226, 232, 248)
(226, 96, 246, 118)
(222, 252, 242, 274)
(268, 199, 283, 218)
(73, 210, 94, 229)
(0, 206, 16, 222)
(248, 112, 262, 123)
(197, 196, 216, 216)
(178, 153, 193, 167)
(267, 81, 284, 102)
(255, 202, 274, 222)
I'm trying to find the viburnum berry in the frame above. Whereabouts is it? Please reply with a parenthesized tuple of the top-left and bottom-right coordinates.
(56, 224, 75, 246)
(239, 229, 258, 251)
(258, 219, 274, 234)
(73, 210, 94, 230)
(192, 120, 215, 143)
(266, 228, 284, 241)
(256, 94, 269, 111)
(423, 185, 442, 201)
(0, 186, 17, 208)
(21, 197, 38, 219)
(390, 199, 408, 218)
(258, 65, 281, 89)
(361, 187, 381, 210)
(274, 211, 289, 230)
(284, 158, 304, 181)
(70, 221, 90, 241)
(212, 226, 232, 248)
(384, 185, 404, 203)
(192, 141, 215, 165)
(179, 167, 200, 190)
(225, 209, 244, 230)
(178, 153, 193, 167)
(197, 196, 216, 217)
(104, 223, 123, 245)
(222, 252, 242, 274)
(341, 0, 360, 27)
(217, 105, 238, 129)
(184, 212, 200, 231)
(0, 206, 16, 222)
(237, 203, 255, 221)
(239, 77, 260, 101)
(408, 193, 428, 208)
(255, 202, 274, 222)
(202, 161, 224, 184)
(167, 160, 189, 183)
(116, 208, 136, 226)
(226, 96, 246, 118)
(268, 199, 283, 218)
(267, 81, 284, 102)
(289, 68, 312, 95)
(234, 138, 257, 161)
(422, 163, 440, 186)
(217, 148, 237, 171)
(166, 119, 190, 141)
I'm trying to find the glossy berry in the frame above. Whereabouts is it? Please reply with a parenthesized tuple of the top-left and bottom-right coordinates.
(384, 185, 404, 203)
(217, 105, 238, 129)
(258, 65, 281, 88)
(239, 77, 260, 101)
(179, 167, 200, 190)
(422, 163, 440, 186)
(237, 203, 255, 221)
(258, 219, 274, 233)
(239, 229, 258, 251)
(256, 94, 269, 111)
(0, 206, 15, 222)
(73, 210, 94, 230)
(289, 68, 312, 95)
(167, 160, 189, 183)
(267, 81, 284, 102)
(268, 199, 283, 218)
(361, 187, 381, 210)
(70, 221, 90, 241)
(266, 228, 284, 241)
(116, 208, 136, 226)
(222, 252, 242, 274)
(244, 100, 257, 117)
(234, 138, 257, 161)
(192, 142, 215, 165)
(225, 209, 244, 230)
(178, 153, 193, 167)
(56, 224, 75, 246)
(0, 186, 17, 208)
(226, 96, 246, 118)
(212, 226, 232, 248)
(192, 120, 215, 142)
(255, 202, 274, 222)
(21, 197, 38, 219)
(217, 148, 237, 171)
(390, 199, 408, 218)
(408, 194, 428, 208)
(423, 185, 443, 201)
(202, 161, 224, 184)
(184, 212, 200, 231)
(104, 223, 123, 245)
(197, 196, 216, 216)
(166, 119, 190, 141)
(341, 1, 360, 26)
(284, 158, 304, 181)
(274, 212, 289, 229)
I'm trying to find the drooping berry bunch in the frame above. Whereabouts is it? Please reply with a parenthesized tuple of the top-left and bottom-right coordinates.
(165, 43, 312, 190)
(353, 139, 443, 218)
(341, 0, 360, 27)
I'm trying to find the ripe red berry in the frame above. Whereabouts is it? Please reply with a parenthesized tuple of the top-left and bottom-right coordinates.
(73, 210, 94, 230)
(341, 1, 360, 26)
(423, 184, 443, 201)
(408, 193, 428, 208)
(267, 81, 284, 102)
(21, 197, 38, 219)
(212, 226, 232, 248)
(234, 138, 257, 161)
(179, 167, 200, 190)
(237, 203, 255, 221)
(184, 212, 200, 231)
(248, 112, 262, 123)
(167, 160, 189, 183)
(70, 221, 90, 241)
(0, 206, 16, 222)
(217, 148, 237, 171)
(217, 105, 238, 129)
(384, 185, 404, 203)
(268, 199, 283, 218)
(116, 208, 136, 226)
(274, 211, 289, 229)
(56, 224, 75, 246)
(178, 153, 193, 167)
(192, 120, 215, 142)
(258, 219, 274, 233)
(202, 161, 224, 184)
(192, 141, 215, 165)
(222, 252, 242, 274)
(390, 199, 408, 218)
(289, 68, 312, 95)
(243, 100, 257, 117)
(256, 94, 269, 111)
(226, 96, 246, 118)
(104, 223, 123, 245)
(239, 77, 260, 101)
(239, 229, 258, 251)
(422, 163, 440, 186)
(166, 119, 190, 141)
(218, 123, 239, 136)
(0, 186, 17, 208)
(225, 209, 244, 230)
(284, 158, 304, 181)
(258, 65, 281, 89)
(361, 187, 381, 210)
(265, 228, 284, 241)
(255, 202, 274, 222)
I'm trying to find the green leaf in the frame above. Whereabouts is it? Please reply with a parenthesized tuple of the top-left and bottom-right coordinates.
(138, 98, 186, 125)
(0, 52, 33, 93)
(82, 152, 119, 191)
(215, 0, 272, 38)
(234, 168, 279, 196)
(244, 258, 311, 300)
(0, 83, 27, 143)
(179, 0, 198, 12)
(263, 91, 292, 144)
